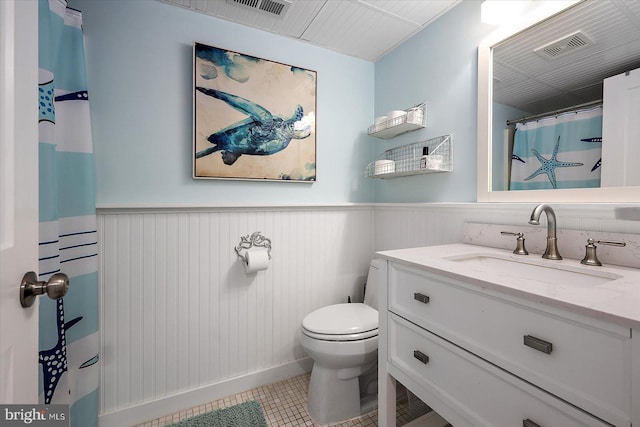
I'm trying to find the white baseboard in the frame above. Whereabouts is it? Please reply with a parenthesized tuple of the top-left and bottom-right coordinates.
(98, 357, 313, 427)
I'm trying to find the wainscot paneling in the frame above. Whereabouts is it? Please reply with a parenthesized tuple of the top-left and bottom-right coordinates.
(97, 205, 374, 426)
(98, 202, 640, 425)
(372, 203, 640, 252)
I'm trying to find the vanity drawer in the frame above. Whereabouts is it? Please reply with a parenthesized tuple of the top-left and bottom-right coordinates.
(388, 263, 632, 426)
(389, 313, 612, 427)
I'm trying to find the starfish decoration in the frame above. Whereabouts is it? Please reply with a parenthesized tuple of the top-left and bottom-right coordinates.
(39, 299, 70, 404)
(524, 136, 583, 189)
(39, 298, 99, 403)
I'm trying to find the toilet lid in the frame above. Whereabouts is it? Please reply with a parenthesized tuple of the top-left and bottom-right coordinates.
(302, 303, 378, 336)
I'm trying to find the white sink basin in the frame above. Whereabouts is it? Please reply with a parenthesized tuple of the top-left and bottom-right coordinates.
(444, 253, 623, 287)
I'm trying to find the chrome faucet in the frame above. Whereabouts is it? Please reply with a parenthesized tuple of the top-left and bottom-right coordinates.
(528, 204, 562, 260)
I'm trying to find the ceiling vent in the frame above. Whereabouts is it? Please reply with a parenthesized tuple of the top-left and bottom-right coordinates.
(226, 0, 292, 17)
(534, 31, 594, 60)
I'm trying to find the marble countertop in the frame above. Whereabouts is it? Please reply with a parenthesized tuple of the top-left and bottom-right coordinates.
(377, 243, 640, 330)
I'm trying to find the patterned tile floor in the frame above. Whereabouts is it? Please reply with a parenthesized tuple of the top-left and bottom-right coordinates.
(134, 372, 417, 427)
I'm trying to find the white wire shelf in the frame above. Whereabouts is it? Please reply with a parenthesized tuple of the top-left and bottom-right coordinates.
(368, 103, 427, 139)
(365, 134, 453, 179)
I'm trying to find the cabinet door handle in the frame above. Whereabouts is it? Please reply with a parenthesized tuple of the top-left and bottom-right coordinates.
(523, 335, 553, 354)
(414, 292, 430, 304)
(523, 419, 541, 427)
(413, 350, 429, 364)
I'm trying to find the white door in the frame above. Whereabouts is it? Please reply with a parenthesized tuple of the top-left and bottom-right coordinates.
(601, 67, 640, 187)
(0, 0, 40, 404)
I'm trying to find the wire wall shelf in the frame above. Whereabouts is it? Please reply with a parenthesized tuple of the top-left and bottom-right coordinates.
(365, 134, 453, 179)
(368, 103, 427, 139)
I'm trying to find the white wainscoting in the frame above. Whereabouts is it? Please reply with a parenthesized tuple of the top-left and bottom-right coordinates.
(97, 205, 374, 426)
(373, 203, 640, 252)
(97, 202, 640, 426)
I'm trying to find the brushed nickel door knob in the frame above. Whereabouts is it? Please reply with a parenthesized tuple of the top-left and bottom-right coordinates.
(20, 271, 69, 308)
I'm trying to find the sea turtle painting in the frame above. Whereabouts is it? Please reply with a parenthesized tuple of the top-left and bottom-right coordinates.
(193, 42, 316, 181)
(195, 87, 313, 166)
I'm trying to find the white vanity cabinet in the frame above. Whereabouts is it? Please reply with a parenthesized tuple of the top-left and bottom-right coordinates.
(378, 255, 639, 427)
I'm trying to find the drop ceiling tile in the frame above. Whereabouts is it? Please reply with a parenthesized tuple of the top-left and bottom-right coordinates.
(360, 0, 459, 26)
(493, 61, 529, 86)
(280, 1, 327, 38)
(495, 79, 563, 107)
(301, 1, 417, 61)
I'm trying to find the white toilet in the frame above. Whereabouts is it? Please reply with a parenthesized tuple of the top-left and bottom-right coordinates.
(300, 259, 382, 425)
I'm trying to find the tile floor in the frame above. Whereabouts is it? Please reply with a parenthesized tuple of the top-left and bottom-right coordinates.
(134, 372, 417, 427)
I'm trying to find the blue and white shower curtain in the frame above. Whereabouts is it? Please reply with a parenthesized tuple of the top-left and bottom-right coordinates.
(510, 107, 602, 190)
(38, 1, 99, 426)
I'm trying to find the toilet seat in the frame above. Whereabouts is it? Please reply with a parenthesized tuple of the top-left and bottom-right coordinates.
(302, 303, 378, 342)
(302, 328, 378, 341)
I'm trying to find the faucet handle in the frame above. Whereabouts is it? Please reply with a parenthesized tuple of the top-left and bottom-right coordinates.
(595, 239, 626, 247)
(581, 238, 626, 266)
(501, 231, 529, 255)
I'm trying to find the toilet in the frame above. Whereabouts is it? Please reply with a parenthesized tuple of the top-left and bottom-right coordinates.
(300, 259, 382, 425)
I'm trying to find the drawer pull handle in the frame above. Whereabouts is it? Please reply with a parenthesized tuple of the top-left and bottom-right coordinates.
(413, 350, 429, 365)
(524, 335, 553, 354)
(414, 292, 430, 304)
(523, 419, 541, 427)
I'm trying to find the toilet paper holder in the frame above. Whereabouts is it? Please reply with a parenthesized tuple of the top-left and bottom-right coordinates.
(234, 231, 272, 264)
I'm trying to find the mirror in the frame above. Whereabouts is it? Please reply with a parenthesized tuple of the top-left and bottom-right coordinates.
(478, 0, 640, 202)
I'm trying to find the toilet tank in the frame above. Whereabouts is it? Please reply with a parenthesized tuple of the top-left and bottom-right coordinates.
(363, 258, 384, 310)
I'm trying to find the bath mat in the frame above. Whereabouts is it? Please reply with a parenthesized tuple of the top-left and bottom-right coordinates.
(167, 400, 268, 427)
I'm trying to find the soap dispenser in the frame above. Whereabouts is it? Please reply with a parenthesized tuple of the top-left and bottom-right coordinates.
(419, 146, 429, 169)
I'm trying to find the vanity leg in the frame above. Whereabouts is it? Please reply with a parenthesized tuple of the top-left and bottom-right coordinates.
(378, 260, 396, 427)
(378, 370, 396, 427)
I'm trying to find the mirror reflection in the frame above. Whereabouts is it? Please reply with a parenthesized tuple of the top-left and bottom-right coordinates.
(491, 0, 640, 192)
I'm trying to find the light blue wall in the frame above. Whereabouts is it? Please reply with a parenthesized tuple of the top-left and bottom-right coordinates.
(74, 0, 374, 205)
(373, 1, 493, 202)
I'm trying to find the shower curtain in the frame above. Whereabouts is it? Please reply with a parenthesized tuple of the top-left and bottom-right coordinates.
(38, 1, 99, 426)
(510, 107, 602, 190)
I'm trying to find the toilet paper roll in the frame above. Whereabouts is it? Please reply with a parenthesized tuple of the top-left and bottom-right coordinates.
(244, 248, 269, 273)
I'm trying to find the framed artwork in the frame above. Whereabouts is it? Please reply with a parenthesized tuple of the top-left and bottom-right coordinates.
(193, 42, 317, 182)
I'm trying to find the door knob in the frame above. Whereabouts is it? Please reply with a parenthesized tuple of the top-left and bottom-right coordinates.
(20, 271, 69, 308)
